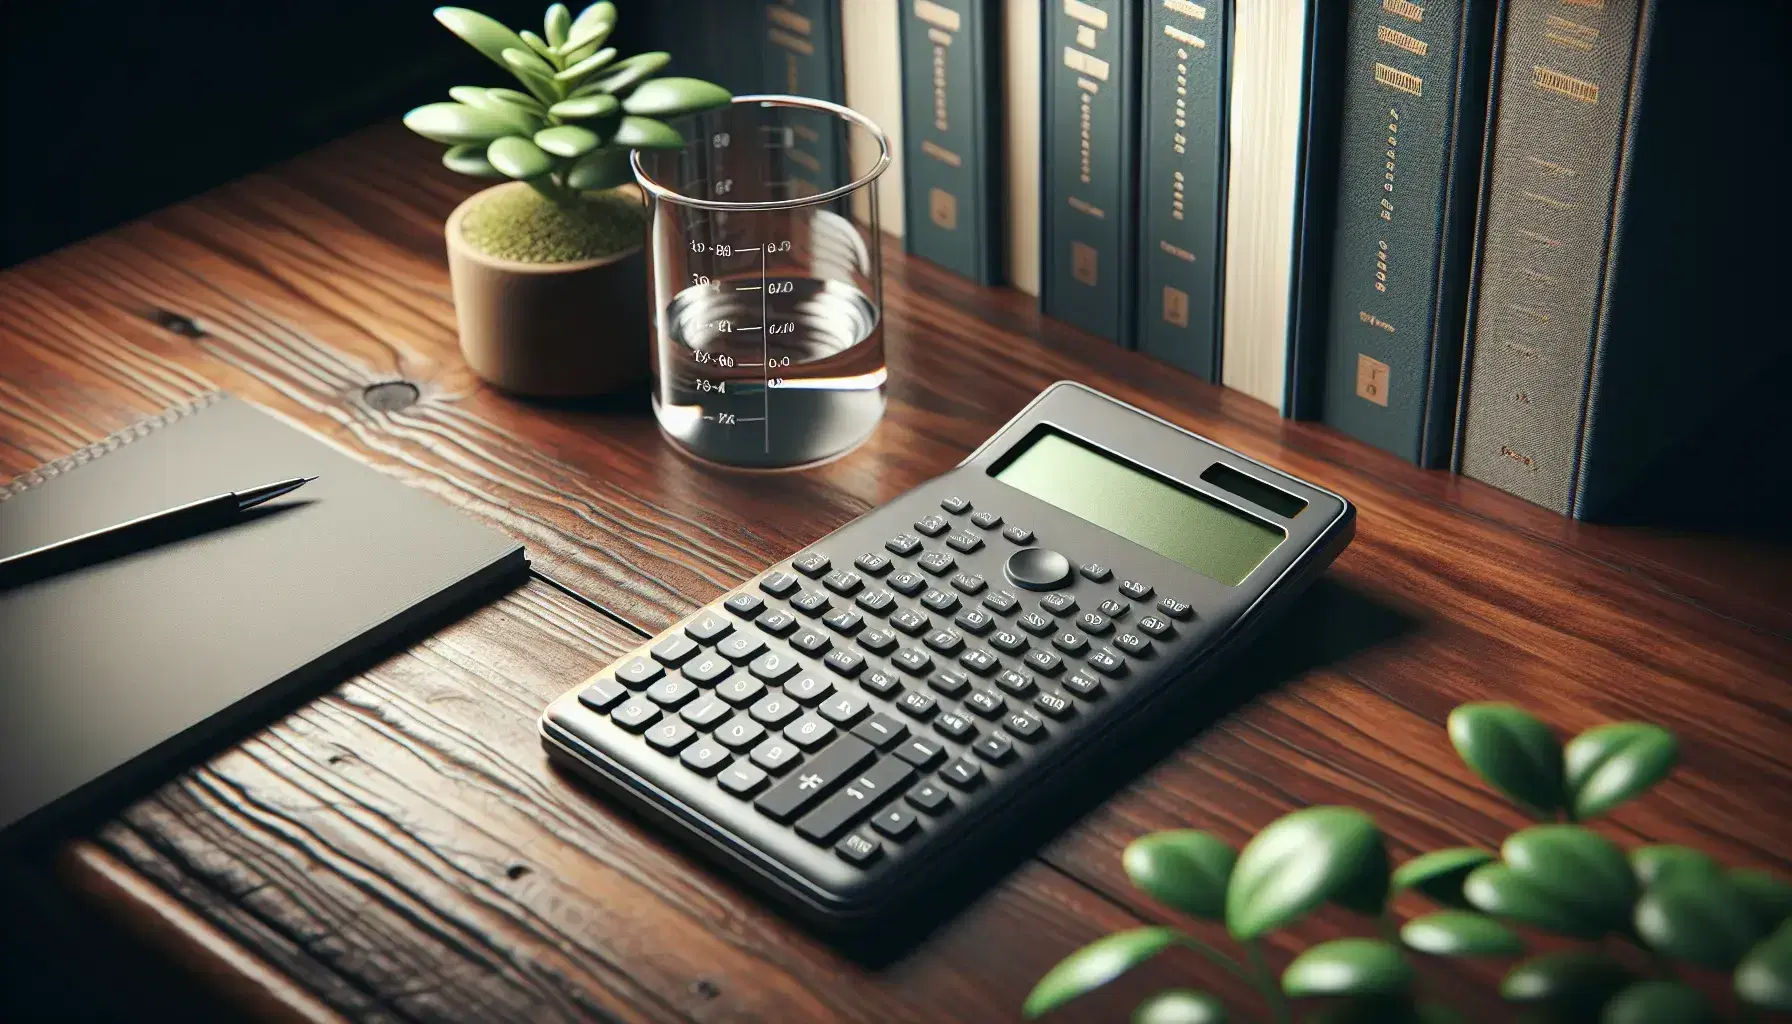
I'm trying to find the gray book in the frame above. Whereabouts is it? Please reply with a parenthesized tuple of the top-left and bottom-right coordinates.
(0, 394, 526, 835)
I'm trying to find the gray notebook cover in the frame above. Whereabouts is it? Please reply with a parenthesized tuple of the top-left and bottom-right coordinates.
(0, 394, 526, 834)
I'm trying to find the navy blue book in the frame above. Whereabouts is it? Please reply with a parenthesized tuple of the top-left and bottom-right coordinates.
(760, 0, 849, 192)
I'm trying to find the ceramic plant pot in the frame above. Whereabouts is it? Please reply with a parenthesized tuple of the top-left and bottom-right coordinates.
(444, 181, 648, 397)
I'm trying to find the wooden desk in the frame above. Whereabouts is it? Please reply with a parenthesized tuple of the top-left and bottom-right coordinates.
(2, 125, 1787, 1023)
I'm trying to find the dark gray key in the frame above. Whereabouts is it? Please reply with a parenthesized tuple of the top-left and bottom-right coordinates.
(923, 627, 964, 654)
(749, 691, 801, 726)
(954, 607, 995, 635)
(1052, 629, 1090, 655)
(892, 647, 933, 675)
(941, 757, 983, 790)
(818, 690, 870, 726)
(1004, 710, 1047, 742)
(945, 530, 983, 554)
(1040, 592, 1078, 615)
(682, 652, 734, 686)
(927, 669, 971, 698)
(856, 627, 898, 655)
(852, 711, 908, 749)
(854, 551, 893, 576)
(860, 669, 903, 697)
(1157, 597, 1194, 620)
(1137, 614, 1175, 639)
(790, 627, 832, 655)
(759, 570, 800, 597)
(750, 736, 804, 775)
(755, 608, 798, 637)
(885, 533, 923, 556)
(891, 608, 930, 635)
(982, 589, 1020, 615)
(974, 732, 1015, 764)
(786, 673, 835, 704)
(679, 740, 731, 776)
(749, 649, 801, 683)
(1079, 562, 1113, 583)
(989, 628, 1028, 654)
(685, 610, 733, 644)
(616, 657, 663, 689)
(652, 634, 699, 666)
(836, 832, 882, 865)
(822, 609, 864, 635)
(1087, 648, 1127, 677)
(996, 668, 1036, 696)
(964, 689, 1006, 718)
(822, 569, 864, 596)
(940, 495, 972, 514)
(646, 676, 698, 709)
(1024, 648, 1065, 675)
(1018, 611, 1055, 636)
(906, 780, 953, 813)
(1001, 524, 1033, 544)
(1119, 579, 1154, 601)
(645, 717, 696, 753)
(823, 648, 866, 677)
(914, 513, 950, 537)
(754, 735, 874, 822)
(933, 710, 977, 741)
(950, 572, 987, 595)
(1062, 668, 1105, 698)
(790, 589, 831, 617)
(718, 762, 768, 798)
(680, 695, 733, 728)
(723, 592, 765, 619)
(717, 631, 766, 664)
(969, 510, 1002, 529)
(1099, 598, 1131, 618)
(577, 677, 628, 712)
(918, 550, 956, 576)
(714, 717, 766, 751)
(793, 551, 831, 578)
(1114, 631, 1154, 656)
(784, 712, 836, 749)
(892, 734, 944, 771)
(716, 675, 766, 706)
(611, 697, 660, 732)
(871, 804, 919, 841)
(920, 588, 960, 614)
(855, 588, 896, 615)
(888, 570, 926, 595)
(1076, 611, 1113, 635)
(1034, 690, 1077, 719)
(795, 757, 916, 843)
(896, 689, 937, 718)
(959, 647, 999, 675)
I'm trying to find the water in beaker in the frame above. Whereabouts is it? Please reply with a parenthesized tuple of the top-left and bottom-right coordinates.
(633, 95, 890, 469)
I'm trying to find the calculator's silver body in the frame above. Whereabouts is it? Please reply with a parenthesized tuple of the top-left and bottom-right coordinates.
(540, 382, 1354, 926)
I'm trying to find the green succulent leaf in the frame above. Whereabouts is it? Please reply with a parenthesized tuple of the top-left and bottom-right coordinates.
(1630, 845, 1720, 890)
(1500, 951, 1629, 1005)
(566, 148, 633, 191)
(1447, 703, 1562, 816)
(555, 47, 619, 83)
(442, 143, 502, 178)
(1225, 807, 1384, 940)
(520, 29, 557, 64)
(498, 50, 562, 104)
(1280, 938, 1412, 998)
(582, 51, 671, 95)
(534, 125, 599, 158)
(544, 2, 571, 47)
(1133, 989, 1226, 1024)
(550, 93, 619, 120)
(566, 1, 616, 47)
(1333, 834, 1391, 918)
(486, 136, 554, 180)
(1635, 873, 1763, 969)
(487, 88, 547, 115)
(1022, 927, 1186, 1018)
(1600, 980, 1712, 1024)
(613, 116, 685, 150)
(403, 102, 524, 145)
(1731, 869, 1792, 931)
(1394, 848, 1496, 910)
(1123, 831, 1235, 920)
(1564, 723, 1678, 820)
(1463, 863, 1596, 938)
(434, 7, 529, 70)
(502, 45, 557, 79)
(449, 85, 498, 108)
(1736, 922, 1792, 1010)
(561, 15, 614, 55)
(1495, 825, 1636, 936)
(621, 77, 734, 118)
(1400, 911, 1525, 957)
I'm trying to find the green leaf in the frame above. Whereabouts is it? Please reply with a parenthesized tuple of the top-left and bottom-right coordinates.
(486, 136, 554, 180)
(449, 85, 498, 108)
(1394, 848, 1496, 910)
(443, 89, 538, 134)
(1635, 873, 1763, 969)
(502, 45, 557, 79)
(1123, 831, 1235, 920)
(1501, 951, 1629, 1005)
(1400, 911, 1525, 957)
(1023, 927, 1185, 1018)
(434, 7, 528, 70)
(1333, 833, 1391, 918)
(520, 30, 557, 63)
(498, 50, 561, 104)
(1498, 825, 1636, 936)
(1630, 846, 1720, 890)
(613, 116, 685, 150)
(621, 77, 733, 118)
(403, 102, 524, 145)
(566, 1, 616, 48)
(1731, 869, 1792, 930)
(534, 125, 599, 159)
(566, 148, 633, 191)
(581, 51, 671, 95)
(1133, 989, 1226, 1024)
(1447, 703, 1562, 816)
(555, 47, 619, 83)
(544, 2, 571, 47)
(1736, 922, 1792, 1010)
(1225, 807, 1383, 940)
(1564, 723, 1678, 820)
(487, 88, 547, 115)
(1281, 938, 1412, 998)
(1600, 980, 1712, 1024)
(1463, 864, 1596, 937)
(550, 93, 619, 120)
(442, 143, 502, 178)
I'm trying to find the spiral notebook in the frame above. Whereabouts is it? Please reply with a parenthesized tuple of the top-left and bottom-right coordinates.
(0, 394, 527, 836)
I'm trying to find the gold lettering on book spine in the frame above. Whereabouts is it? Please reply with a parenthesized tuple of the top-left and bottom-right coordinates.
(1543, 15, 1598, 52)
(1375, 63, 1423, 97)
(1377, 25, 1428, 57)
(1381, 0, 1423, 24)
(1532, 66, 1599, 104)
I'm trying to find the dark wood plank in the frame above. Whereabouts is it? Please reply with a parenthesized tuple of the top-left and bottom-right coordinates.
(2, 122, 1788, 1022)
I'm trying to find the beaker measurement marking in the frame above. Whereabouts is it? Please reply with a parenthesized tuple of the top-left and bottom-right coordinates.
(692, 351, 735, 366)
(735, 285, 763, 292)
(734, 324, 763, 331)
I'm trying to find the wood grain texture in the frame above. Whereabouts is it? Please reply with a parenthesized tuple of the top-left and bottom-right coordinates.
(1, 123, 1788, 1023)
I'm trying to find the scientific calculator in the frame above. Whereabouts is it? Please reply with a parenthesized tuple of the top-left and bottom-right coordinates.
(540, 382, 1354, 925)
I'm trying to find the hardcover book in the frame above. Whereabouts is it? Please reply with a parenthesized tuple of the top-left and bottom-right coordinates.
(761, 0, 850, 192)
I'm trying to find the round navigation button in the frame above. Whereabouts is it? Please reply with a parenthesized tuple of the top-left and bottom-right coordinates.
(1004, 548, 1073, 591)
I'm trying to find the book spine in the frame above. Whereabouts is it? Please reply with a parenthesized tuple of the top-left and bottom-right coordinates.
(1040, 0, 1143, 346)
(1457, 0, 1645, 513)
(761, 0, 850, 191)
(900, 0, 1005, 284)
(1002, 0, 1043, 296)
(1135, 0, 1231, 381)
(1319, 0, 1495, 465)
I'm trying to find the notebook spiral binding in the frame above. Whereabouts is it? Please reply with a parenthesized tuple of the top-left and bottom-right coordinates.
(1, 391, 224, 503)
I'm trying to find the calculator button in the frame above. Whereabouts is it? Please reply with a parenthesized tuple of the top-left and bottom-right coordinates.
(897, 690, 938, 718)
(785, 713, 837, 749)
(1087, 648, 1128, 677)
(982, 589, 1021, 615)
(1156, 597, 1194, 620)
(652, 634, 700, 666)
(965, 689, 1006, 719)
(888, 570, 926, 596)
(748, 650, 800, 683)
(969, 510, 1003, 530)
(1099, 598, 1131, 619)
(789, 627, 831, 655)
(1076, 611, 1114, 636)
(682, 653, 734, 686)
(1005, 548, 1073, 591)
(871, 804, 920, 841)
(996, 669, 1037, 696)
(790, 589, 831, 617)
(793, 552, 832, 578)
(892, 647, 934, 675)
(755, 609, 798, 637)
(723, 593, 765, 619)
(920, 588, 960, 614)
(616, 657, 664, 689)
(1079, 562, 1113, 583)
(1119, 579, 1154, 601)
(1001, 524, 1034, 545)
(890, 608, 931, 635)
(950, 572, 987, 595)
(973, 732, 1016, 764)
(836, 832, 883, 865)
(1113, 632, 1154, 657)
(923, 628, 965, 655)
(715, 717, 766, 751)
(823, 609, 864, 635)
(819, 691, 870, 726)
(1051, 629, 1090, 655)
(823, 570, 864, 596)
(680, 741, 732, 776)
(940, 495, 972, 514)
(933, 710, 978, 741)
(941, 757, 984, 790)
(1004, 711, 1047, 742)
(796, 758, 915, 843)
(854, 551, 893, 576)
(647, 676, 699, 709)
(577, 677, 628, 713)
(1040, 592, 1078, 615)
(989, 629, 1028, 654)
(685, 611, 734, 644)
(717, 676, 766, 706)
(894, 735, 946, 769)
(823, 649, 866, 677)
(945, 530, 983, 554)
(750, 737, 806, 776)
(918, 551, 957, 576)
(648, 717, 695, 756)
(954, 608, 995, 635)
(885, 533, 923, 556)
(681, 695, 733, 728)
(718, 762, 769, 797)
(750, 692, 801, 726)
(927, 669, 971, 698)
(760, 571, 801, 597)
(611, 697, 660, 732)
(959, 648, 1000, 675)
(852, 711, 909, 749)
(855, 588, 896, 615)
(717, 632, 767, 663)
(787, 674, 836, 704)
(1024, 649, 1065, 675)
(1138, 615, 1175, 639)
(860, 669, 903, 697)
(857, 627, 899, 655)
(914, 514, 950, 537)
(1062, 669, 1105, 698)
(754, 735, 873, 822)
(1034, 690, 1077, 719)
(1018, 611, 1055, 636)
(907, 780, 953, 814)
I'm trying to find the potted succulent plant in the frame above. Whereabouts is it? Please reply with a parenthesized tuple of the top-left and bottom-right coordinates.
(406, 4, 730, 396)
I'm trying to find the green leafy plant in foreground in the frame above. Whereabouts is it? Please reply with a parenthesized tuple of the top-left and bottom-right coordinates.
(1024, 704, 1792, 1022)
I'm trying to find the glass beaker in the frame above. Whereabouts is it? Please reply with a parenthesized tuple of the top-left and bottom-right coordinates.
(633, 95, 891, 469)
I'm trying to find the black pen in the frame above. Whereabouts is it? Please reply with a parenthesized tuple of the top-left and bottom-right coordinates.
(0, 476, 315, 575)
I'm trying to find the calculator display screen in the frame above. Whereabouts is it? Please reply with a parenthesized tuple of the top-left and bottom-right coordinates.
(993, 431, 1285, 586)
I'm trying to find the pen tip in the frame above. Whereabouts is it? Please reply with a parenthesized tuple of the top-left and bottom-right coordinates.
(302, 476, 318, 483)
